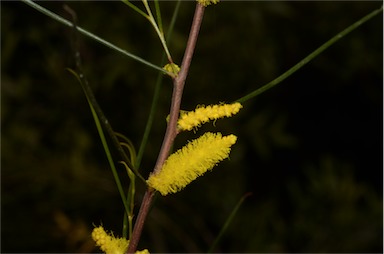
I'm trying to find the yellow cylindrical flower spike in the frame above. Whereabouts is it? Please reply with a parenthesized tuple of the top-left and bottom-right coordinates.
(91, 226, 150, 254)
(147, 132, 237, 195)
(177, 102, 242, 131)
(92, 226, 129, 254)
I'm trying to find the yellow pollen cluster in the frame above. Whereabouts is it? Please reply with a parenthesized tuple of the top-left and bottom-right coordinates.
(92, 226, 129, 254)
(197, 0, 220, 7)
(135, 250, 150, 254)
(178, 102, 242, 131)
(147, 132, 237, 195)
(163, 63, 180, 76)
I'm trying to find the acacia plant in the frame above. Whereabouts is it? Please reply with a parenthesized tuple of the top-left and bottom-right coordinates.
(20, 0, 382, 253)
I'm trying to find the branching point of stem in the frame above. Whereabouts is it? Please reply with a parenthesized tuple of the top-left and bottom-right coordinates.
(126, 3, 205, 253)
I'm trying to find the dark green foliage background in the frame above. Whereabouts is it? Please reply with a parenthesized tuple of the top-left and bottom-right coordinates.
(2, 1, 382, 252)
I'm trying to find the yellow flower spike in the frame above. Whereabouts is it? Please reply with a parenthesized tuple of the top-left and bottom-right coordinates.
(147, 132, 237, 195)
(178, 102, 242, 131)
(197, 0, 220, 7)
(163, 63, 180, 76)
(92, 226, 150, 254)
(92, 226, 129, 254)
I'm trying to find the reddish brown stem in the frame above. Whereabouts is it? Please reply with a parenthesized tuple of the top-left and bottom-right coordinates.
(126, 3, 205, 253)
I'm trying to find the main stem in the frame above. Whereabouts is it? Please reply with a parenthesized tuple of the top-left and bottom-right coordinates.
(126, 3, 205, 253)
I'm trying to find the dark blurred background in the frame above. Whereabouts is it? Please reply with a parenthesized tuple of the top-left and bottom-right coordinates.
(1, 1, 382, 253)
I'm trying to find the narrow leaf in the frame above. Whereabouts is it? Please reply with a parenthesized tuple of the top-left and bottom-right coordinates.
(154, 0, 163, 35)
(236, 6, 383, 104)
(207, 192, 252, 253)
(121, 0, 148, 18)
(67, 69, 131, 219)
(21, 0, 169, 74)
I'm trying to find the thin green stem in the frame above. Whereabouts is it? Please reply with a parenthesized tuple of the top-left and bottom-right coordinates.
(207, 193, 252, 253)
(135, 66, 165, 170)
(68, 68, 131, 218)
(21, 0, 170, 75)
(123, 212, 129, 239)
(115, 133, 137, 165)
(77, 72, 131, 221)
(142, 0, 173, 63)
(236, 5, 383, 104)
(166, 1, 182, 51)
(135, 0, 181, 170)
(64, 5, 136, 238)
(154, 0, 163, 35)
(121, 0, 148, 18)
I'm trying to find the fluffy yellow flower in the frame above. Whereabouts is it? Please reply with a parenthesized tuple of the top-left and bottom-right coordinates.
(92, 226, 149, 254)
(197, 0, 220, 7)
(92, 226, 129, 254)
(147, 132, 237, 195)
(177, 102, 242, 131)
